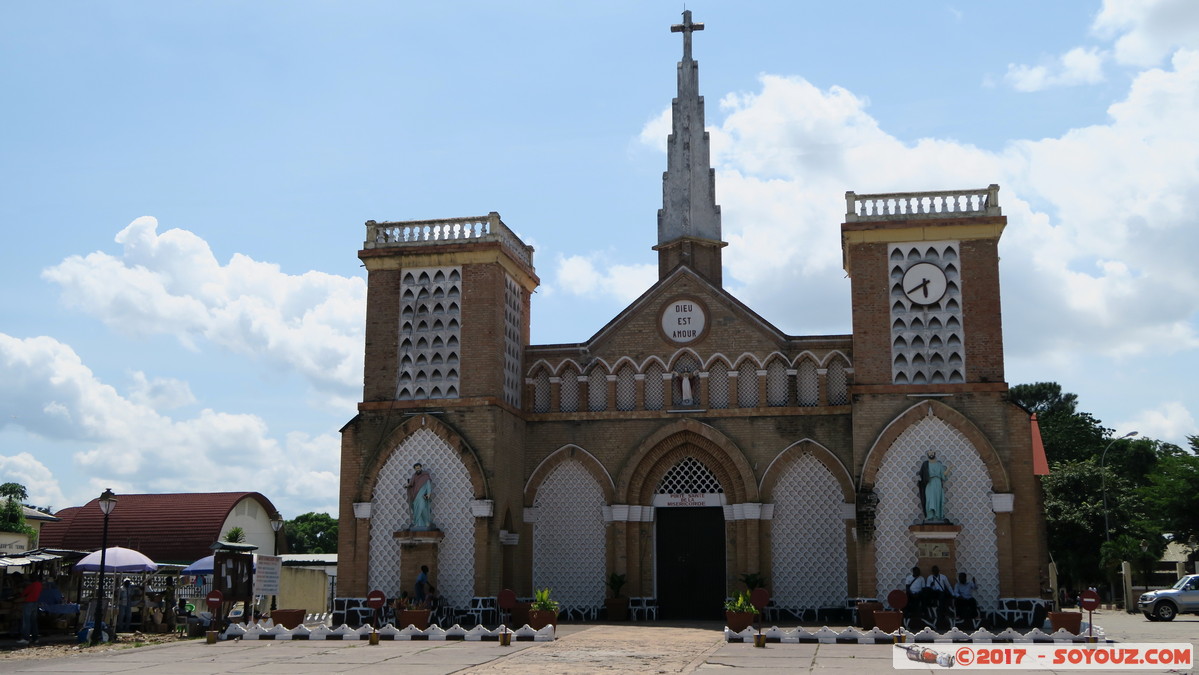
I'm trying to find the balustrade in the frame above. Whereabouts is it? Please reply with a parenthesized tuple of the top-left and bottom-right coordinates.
(845, 185, 1000, 222)
(364, 211, 533, 268)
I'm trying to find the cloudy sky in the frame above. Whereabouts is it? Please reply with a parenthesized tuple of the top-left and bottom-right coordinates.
(3, 1, 1197, 520)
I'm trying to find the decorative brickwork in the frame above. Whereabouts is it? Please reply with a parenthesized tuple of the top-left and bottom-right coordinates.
(870, 415, 999, 608)
(889, 242, 965, 384)
(531, 459, 607, 607)
(366, 428, 476, 608)
(397, 267, 462, 400)
(503, 274, 522, 407)
(769, 451, 850, 609)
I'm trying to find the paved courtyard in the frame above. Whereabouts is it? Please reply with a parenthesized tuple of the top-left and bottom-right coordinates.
(2, 609, 1196, 674)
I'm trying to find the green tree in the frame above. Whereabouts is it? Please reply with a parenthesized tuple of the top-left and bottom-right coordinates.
(0, 481, 35, 542)
(285, 512, 338, 554)
(0, 482, 28, 502)
(1140, 441, 1199, 548)
(223, 526, 247, 543)
(1010, 382, 1078, 417)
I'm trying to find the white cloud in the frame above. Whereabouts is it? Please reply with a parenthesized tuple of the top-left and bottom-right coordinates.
(1005, 47, 1107, 92)
(0, 452, 66, 511)
(1093, 0, 1199, 66)
(0, 333, 340, 516)
(42, 217, 366, 403)
(549, 254, 657, 304)
(127, 371, 195, 409)
(1117, 401, 1198, 444)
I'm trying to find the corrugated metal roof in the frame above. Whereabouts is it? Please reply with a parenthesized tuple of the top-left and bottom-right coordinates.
(38, 492, 278, 564)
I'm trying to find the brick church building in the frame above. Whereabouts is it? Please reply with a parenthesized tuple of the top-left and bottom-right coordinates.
(337, 12, 1050, 620)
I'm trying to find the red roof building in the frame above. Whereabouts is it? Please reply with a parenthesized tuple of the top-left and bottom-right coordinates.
(38, 492, 283, 564)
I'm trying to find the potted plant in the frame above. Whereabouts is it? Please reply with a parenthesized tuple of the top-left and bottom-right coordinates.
(528, 587, 559, 630)
(604, 573, 628, 621)
(397, 597, 430, 631)
(724, 591, 759, 633)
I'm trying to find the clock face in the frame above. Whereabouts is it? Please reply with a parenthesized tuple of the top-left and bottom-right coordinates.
(660, 298, 708, 344)
(902, 262, 948, 305)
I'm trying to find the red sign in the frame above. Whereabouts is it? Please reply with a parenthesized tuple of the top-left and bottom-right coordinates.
(1079, 589, 1100, 611)
(206, 589, 223, 610)
(366, 589, 386, 609)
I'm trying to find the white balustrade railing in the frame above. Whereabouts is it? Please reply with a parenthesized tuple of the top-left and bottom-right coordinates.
(364, 211, 534, 268)
(845, 185, 1001, 222)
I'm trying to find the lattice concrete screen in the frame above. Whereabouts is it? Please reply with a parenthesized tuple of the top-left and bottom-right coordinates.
(771, 453, 848, 610)
(872, 415, 999, 607)
(708, 361, 729, 409)
(616, 366, 636, 411)
(368, 428, 476, 608)
(532, 459, 606, 608)
(559, 366, 579, 412)
(889, 242, 966, 384)
(657, 456, 723, 495)
(503, 274, 522, 407)
(397, 267, 461, 400)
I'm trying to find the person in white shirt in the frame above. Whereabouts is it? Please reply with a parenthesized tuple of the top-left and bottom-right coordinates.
(902, 566, 925, 620)
(925, 566, 952, 616)
(953, 572, 979, 621)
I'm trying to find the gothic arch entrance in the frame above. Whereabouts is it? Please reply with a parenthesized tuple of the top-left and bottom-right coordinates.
(617, 421, 757, 620)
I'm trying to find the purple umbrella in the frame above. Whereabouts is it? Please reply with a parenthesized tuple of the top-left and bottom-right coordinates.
(74, 546, 158, 573)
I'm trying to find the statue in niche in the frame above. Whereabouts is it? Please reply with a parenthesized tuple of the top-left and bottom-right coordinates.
(405, 462, 434, 530)
(679, 371, 698, 406)
(918, 451, 948, 522)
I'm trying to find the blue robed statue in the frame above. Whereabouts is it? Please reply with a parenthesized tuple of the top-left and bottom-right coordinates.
(918, 451, 947, 522)
(405, 462, 434, 530)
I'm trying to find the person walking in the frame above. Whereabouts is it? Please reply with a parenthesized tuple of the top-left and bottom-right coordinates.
(19, 573, 43, 645)
(117, 578, 134, 632)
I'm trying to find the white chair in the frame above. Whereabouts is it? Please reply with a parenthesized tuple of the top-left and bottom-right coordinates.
(628, 597, 646, 621)
(641, 598, 658, 620)
(462, 596, 497, 627)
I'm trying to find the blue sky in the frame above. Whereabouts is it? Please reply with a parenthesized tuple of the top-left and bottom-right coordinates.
(3, 1, 1198, 519)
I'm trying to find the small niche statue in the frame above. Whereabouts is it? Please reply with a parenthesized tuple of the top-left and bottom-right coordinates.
(918, 451, 948, 522)
(405, 462, 434, 530)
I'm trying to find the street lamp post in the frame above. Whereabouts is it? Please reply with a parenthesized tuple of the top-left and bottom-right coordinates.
(91, 488, 117, 645)
(1100, 431, 1138, 542)
(270, 514, 284, 612)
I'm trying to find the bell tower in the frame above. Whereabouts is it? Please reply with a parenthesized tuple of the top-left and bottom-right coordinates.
(841, 185, 1007, 388)
(358, 212, 538, 407)
(654, 10, 726, 286)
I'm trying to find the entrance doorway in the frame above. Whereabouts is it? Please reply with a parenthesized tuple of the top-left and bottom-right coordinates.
(655, 507, 725, 620)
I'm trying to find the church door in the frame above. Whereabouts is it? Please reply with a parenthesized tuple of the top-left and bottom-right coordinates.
(655, 506, 725, 619)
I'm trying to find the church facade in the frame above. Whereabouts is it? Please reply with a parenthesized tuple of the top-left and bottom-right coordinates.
(337, 12, 1049, 620)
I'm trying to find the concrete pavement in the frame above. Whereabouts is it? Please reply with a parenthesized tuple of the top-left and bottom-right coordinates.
(2, 609, 1195, 674)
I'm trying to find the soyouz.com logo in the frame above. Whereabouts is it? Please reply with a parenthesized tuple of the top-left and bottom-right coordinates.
(893, 643, 1193, 669)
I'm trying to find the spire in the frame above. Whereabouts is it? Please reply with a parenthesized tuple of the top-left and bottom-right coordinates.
(656, 10, 724, 284)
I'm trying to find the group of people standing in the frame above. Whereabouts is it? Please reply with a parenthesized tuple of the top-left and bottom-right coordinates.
(903, 565, 978, 626)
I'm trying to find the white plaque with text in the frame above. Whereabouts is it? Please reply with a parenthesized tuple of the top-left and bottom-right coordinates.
(660, 298, 707, 344)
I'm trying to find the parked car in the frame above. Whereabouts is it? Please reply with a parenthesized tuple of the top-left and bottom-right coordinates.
(1138, 574, 1199, 621)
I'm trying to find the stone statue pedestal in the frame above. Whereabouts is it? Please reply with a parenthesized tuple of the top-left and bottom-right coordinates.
(910, 523, 962, 580)
(394, 530, 443, 600)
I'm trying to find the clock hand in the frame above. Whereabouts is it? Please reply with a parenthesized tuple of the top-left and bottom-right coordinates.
(907, 278, 930, 296)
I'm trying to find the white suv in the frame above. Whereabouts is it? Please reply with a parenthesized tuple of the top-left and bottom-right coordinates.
(1138, 574, 1199, 621)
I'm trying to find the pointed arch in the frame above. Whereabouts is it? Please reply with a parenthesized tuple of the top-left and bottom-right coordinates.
(860, 400, 1010, 493)
(358, 414, 489, 502)
(759, 439, 855, 502)
(524, 444, 616, 506)
(618, 419, 757, 505)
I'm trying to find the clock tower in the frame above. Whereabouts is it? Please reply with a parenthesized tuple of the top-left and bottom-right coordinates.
(841, 185, 1006, 389)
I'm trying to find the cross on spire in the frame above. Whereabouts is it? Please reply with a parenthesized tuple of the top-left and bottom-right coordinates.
(670, 10, 704, 61)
